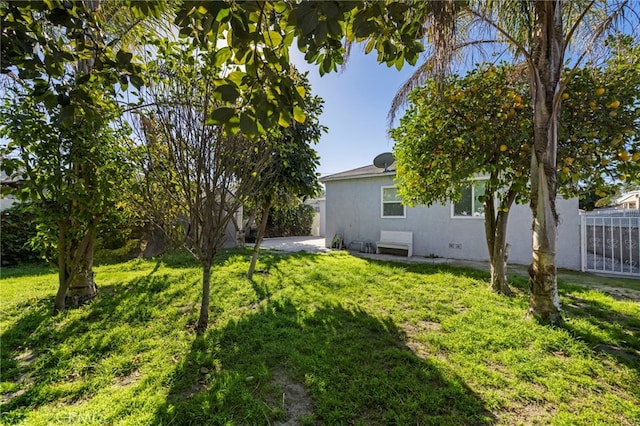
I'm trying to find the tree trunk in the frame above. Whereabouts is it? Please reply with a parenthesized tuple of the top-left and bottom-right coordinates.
(196, 257, 213, 335)
(527, 1, 563, 325)
(528, 157, 562, 324)
(484, 187, 515, 295)
(54, 220, 98, 311)
(489, 210, 513, 295)
(247, 199, 271, 279)
(64, 221, 98, 309)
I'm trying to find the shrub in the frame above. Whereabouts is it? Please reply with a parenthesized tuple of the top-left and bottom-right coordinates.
(265, 203, 314, 237)
(97, 201, 145, 250)
(0, 203, 41, 265)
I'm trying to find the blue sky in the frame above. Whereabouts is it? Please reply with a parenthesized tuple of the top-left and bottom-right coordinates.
(291, 48, 419, 177)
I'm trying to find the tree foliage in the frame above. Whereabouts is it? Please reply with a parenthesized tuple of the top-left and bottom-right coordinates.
(1, 0, 165, 110)
(171, 1, 425, 136)
(393, 63, 530, 295)
(1, 0, 170, 311)
(392, 64, 530, 210)
(558, 36, 640, 199)
(394, 39, 640, 211)
(385, 0, 639, 323)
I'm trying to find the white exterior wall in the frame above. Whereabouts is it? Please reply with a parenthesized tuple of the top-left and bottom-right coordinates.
(222, 206, 243, 248)
(324, 175, 581, 270)
(319, 198, 326, 237)
(0, 196, 19, 211)
(306, 198, 326, 237)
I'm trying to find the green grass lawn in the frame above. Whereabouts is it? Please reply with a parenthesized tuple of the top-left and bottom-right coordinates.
(1, 250, 639, 425)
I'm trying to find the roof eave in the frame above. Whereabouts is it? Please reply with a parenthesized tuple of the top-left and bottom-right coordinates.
(321, 171, 397, 183)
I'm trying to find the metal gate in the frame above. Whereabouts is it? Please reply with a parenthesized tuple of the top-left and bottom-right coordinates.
(580, 210, 640, 277)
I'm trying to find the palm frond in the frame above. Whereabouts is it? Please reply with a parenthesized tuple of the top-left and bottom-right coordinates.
(387, 61, 432, 129)
(387, 38, 498, 130)
(99, 0, 177, 54)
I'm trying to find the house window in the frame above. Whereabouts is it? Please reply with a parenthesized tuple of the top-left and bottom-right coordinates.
(381, 186, 405, 218)
(453, 179, 487, 218)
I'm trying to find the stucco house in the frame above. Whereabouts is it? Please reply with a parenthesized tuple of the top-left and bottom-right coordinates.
(0, 171, 22, 211)
(321, 162, 581, 270)
(613, 190, 640, 210)
(305, 197, 326, 237)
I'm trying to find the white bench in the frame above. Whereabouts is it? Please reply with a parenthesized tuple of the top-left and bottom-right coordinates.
(376, 230, 413, 257)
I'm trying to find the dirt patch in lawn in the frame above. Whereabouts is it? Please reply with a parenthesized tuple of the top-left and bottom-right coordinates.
(267, 368, 314, 426)
(400, 320, 443, 360)
(113, 369, 141, 387)
(501, 403, 556, 425)
(1, 350, 37, 404)
(587, 285, 640, 302)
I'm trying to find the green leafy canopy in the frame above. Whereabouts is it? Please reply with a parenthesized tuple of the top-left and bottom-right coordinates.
(392, 46, 640, 209)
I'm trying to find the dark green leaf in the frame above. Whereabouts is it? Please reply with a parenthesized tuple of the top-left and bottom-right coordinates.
(240, 112, 258, 135)
(129, 74, 144, 89)
(116, 50, 133, 66)
(209, 107, 236, 124)
(217, 84, 239, 103)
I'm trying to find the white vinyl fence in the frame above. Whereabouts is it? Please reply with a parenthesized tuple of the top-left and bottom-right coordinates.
(580, 209, 640, 277)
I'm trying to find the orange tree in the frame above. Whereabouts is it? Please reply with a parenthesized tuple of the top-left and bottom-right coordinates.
(392, 64, 531, 295)
(392, 50, 640, 295)
(1, 0, 166, 312)
(558, 36, 640, 201)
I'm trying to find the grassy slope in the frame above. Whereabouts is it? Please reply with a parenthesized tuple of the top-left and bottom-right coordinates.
(1, 251, 638, 425)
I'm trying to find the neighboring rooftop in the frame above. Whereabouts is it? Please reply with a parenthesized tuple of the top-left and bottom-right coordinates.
(321, 163, 396, 182)
(614, 190, 640, 210)
(0, 170, 24, 187)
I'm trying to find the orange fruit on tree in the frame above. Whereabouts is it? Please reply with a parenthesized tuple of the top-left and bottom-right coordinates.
(607, 100, 620, 109)
(595, 87, 605, 96)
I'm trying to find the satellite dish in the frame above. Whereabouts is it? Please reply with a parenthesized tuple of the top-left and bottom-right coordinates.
(373, 152, 395, 172)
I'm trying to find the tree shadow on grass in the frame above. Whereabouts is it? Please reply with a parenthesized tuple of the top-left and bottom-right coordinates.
(246, 251, 329, 302)
(561, 285, 640, 378)
(0, 263, 194, 421)
(366, 256, 639, 376)
(352, 254, 493, 282)
(0, 262, 53, 279)
(153, 299, 496, 425)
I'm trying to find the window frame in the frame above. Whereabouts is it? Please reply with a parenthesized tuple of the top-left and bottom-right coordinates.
(381, 185, 406, 219)
(451, 178, 488, 219)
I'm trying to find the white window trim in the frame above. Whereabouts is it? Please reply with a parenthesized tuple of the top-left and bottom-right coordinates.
(451, 178, 488, 220)
(381, 185, 406, 219)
